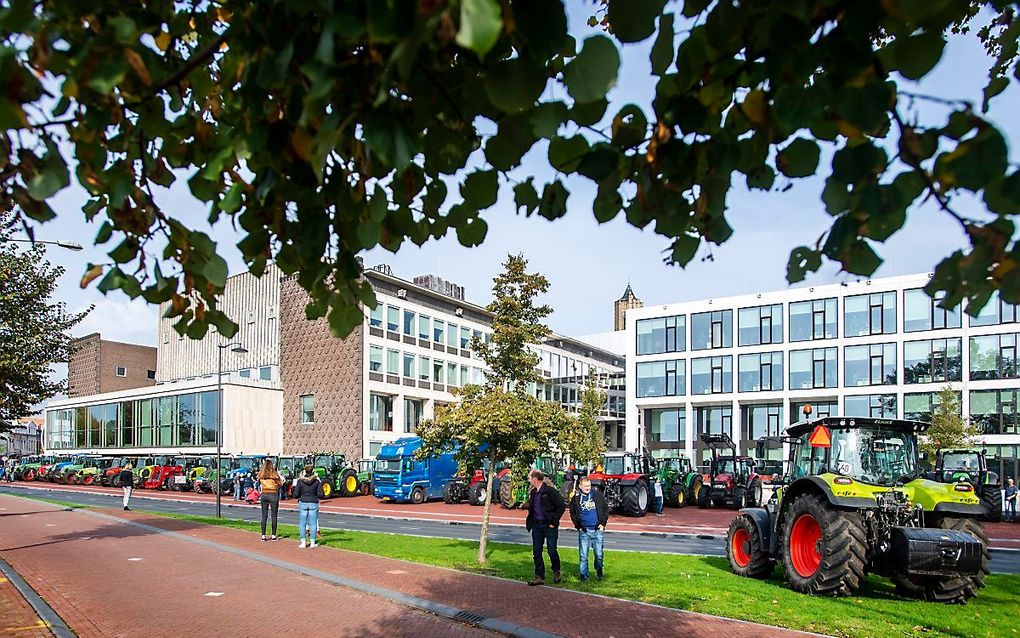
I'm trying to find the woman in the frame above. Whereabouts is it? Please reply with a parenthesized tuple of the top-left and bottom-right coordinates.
(256, 460, 283, 540)
(292, 464, 324, 548)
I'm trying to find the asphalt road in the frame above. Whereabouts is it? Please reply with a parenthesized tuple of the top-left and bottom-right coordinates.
(4, 484, 1020, 574)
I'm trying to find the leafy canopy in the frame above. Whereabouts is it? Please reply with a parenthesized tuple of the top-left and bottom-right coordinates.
(920, 386, 980, 461)
(3, 1, 1020, 338)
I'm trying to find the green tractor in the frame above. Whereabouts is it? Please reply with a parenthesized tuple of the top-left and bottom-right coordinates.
(926, 449, 1002, 523)
(498, 456, 569, 509)
(727, 416, 990, 603)
(652, 453, 703, 508)
(307, 453, 360, 498)
(356, 458, 375, 496)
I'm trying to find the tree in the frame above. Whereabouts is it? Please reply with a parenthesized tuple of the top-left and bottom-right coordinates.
(3, 1, 1018, 340)
(921, 386, 980, 460)
(0, 212, 90, 430)
(559, 372, 608, 469)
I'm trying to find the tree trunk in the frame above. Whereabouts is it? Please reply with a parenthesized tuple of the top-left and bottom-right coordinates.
(478, 451, 497, 563)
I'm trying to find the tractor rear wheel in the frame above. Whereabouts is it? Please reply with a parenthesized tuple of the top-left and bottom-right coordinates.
(23, 469, 35, 481)
(442, 481, 460, 504)
(559, 478, 575, 504)
(498, 477, 518, 509)
(893, 517, 989, 604)
(669, 484, 686, 508)
(469, 482, 488, 506)
(697, 481, 711, 508)
(781, 494, 866, 597)
(748, 478, 763, 507)
(688, 476, 703, 506)
(728, 514, 775, 578)
(620, 482, 649, 517)
(732, 487, 747, 510)
(321, 479, 335, 499)
(360, 481, 372, 496)
(981, 485, 1003, 522)
(339, 470, 359, 497)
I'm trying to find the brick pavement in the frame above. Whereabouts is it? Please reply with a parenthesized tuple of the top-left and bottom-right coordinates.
(0, 568, 51, 638)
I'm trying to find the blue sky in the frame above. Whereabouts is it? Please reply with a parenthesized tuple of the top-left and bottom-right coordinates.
(18, 4, 1020, 347)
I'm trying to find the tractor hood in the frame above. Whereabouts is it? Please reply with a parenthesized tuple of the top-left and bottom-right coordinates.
(712, 472, 734, 485)
(817, 473, 985, 513)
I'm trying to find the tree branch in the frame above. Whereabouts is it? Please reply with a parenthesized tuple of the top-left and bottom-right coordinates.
(132, 32, 228, 105)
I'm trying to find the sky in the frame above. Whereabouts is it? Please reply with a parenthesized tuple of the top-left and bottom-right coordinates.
(14, 3, 1020, 351)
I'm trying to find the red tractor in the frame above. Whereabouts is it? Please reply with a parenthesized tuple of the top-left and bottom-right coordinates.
(444, 463, 503, 506)
(142, 456, 186, 490)
(587, 451, 652, 517)
(698, 433, 762, 509)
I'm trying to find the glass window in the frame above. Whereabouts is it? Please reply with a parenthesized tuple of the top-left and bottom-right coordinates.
(387, 349, 400, 375)
(970, 334, 1019, 380)
(636, 315, 686, 355)
(647, 408, 684, 443)
(636, 360, 685, 397)
(369, 394, 393, 431)
(403, 310, 415, 336)
(369, 345, 383, 372)
(177, 393, 196, 446)
(789, 348, 837, 389)
(432, 359, 445, 384)
(387, 306, 400, 331)
(139, 399, 153, 446)
(370, 304, 383, 328)
(695, 406, 733, 465)
(904, 391, 961, 422)
(418, 315, 431, 340)
(460, 326, 471, 349)
(969, 291, 1020, 327)
(904, 288, 961, 332)
(742, 404, 783, 440)
(404, 398, 423, 434)
(403, 353, 415, 378)
(790, 400, 837, 423)
(971, 389, 1020, 434)
(301, 395, 315, 424)
(447, 362, 458, 386)
(905, 338, 962, 384)
(461, 364, 469, 385)
(119, 400, 134, 447)
(691, 310, 732, 350)
(199, 391, 218, 445)
(844, 292, 896, 337)
(789, 298, 836, 342)
(259, 367, 271, 381)
(691, 356, 732, 394)
(738, 304, 783, 346)
(419, 356, 431, 381)
(737, 351, 783, 392)
(157, 396, 175, 446)
(434, 319, 445, 343)
(844, 343, 896, 387)
(447, 323, 458, 348)
(844, 394, 897, 418)
(239, 369, 251, 378)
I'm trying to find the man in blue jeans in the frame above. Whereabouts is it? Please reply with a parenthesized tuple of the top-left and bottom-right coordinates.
(569, 476, 608, 582)
(524, 469, 566, 586)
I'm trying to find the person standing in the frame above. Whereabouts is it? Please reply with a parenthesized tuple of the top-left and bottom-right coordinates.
(1005, 477, 1017, 522)
(257, 460, 283, 540)
(569, 476, 608, 582)
(292, 464, 324, 548)
(119, 464, 134, 510)
(653, 477, 664, 516)
(525, 469, 565, 586)
(233, 473, 242, 501)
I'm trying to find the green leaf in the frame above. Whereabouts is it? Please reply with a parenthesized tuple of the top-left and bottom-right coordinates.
(577, 144, 620, 182)
(745, 166, 775, 191)
(538, 180, 569, 220)
(530, 102, 568, 138)
(570, 99, 608, 126)
(611, 104, 648, 148)
(934, 127, 1008, 191)
(26, 167, 66, 201)
(357, 221, 382, 248)
(608, 0, 664, 43)
(787, 246, 822, 282)
(456, 216, 488, 247)
(842, 239, 883, 276)
(892, 31, 946, 81)
(650, 13, 675, 75)
(548, 135, 589, 173)
(984, 172, 1020, 215)
(563, 35, 620, 104)
(512, 0, 568, 60)
(670, 234, 700, 265)
(777, 138, 820, 178)
(484, 58, 547, 113)
(461, 169, 499, 209)
(514, 179, 540, 216)
(108, 15, 137, 45)
(484, 114, 537, 171)
(593, 183, 623, 223)
(681, 0, 711, 18)
(457, 0, 503, 58)
(87, 59, 127, 93)
(364, 112, 418, 171)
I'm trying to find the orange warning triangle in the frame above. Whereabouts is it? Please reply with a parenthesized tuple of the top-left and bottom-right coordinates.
(809, 425, 832, 448)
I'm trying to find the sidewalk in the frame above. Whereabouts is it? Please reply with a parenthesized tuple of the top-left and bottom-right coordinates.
(0, 493, 817, 638)
(0, 566, 50, 638)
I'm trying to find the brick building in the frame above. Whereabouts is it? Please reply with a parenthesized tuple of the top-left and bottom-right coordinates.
(67, 333, 157, 397)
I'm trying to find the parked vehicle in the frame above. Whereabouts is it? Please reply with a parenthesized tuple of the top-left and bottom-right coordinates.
(73, 458, 116, 485)
(698, 433, 762, 509)
(36, 455, 70, 481)
(356, 458, 376, 496)
(50, 455, 88, 484)
(652, 453, 703, 508)
(305, 453, 361, 498)
(374, 437, 459, 504)
(927, 448, 1002, 522)
(727, 416, 989, 603)
(138, 456, 176, 489)
(275, 455, 304, 497)
(13, 455, 45, 481)
(586, 452, 652, 517)
(100, 457, 134, 486)
(59, 456, 102, 484)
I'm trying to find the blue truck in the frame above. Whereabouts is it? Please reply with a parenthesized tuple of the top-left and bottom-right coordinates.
(373, 437, 459, 504)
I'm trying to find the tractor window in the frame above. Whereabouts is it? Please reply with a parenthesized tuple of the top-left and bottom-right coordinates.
(941, 452, 979, 471)
(717, 459, 736, 475)
(829, 428, 919, 485)
(603, 457, 626, 475)
(313, 455, 333, 469)
(792, 440, 826, 479)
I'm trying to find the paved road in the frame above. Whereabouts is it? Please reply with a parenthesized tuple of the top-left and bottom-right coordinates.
(5, 484, 1020, 574)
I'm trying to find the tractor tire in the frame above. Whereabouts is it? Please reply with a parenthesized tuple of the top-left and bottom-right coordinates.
(620, 482, 649, 517)
(111, 475, 121, 487)
(24, 469, 36, 481)
(732, 487, 747, 510)
(728, 514, 775, 579)
(469, 482, 488, 506)
(559, 478, 575, 504)
(410, 486, 426, 505)
(981, 485, 1003, 523)
(360, 481, 372, 496)
(442, 481, 460, 504)
(83, 475, 95, 486)
(748, 478, 763, 508)
(498, 477, 519, 509)
(697, 482, 711, 509)
(688, 476, 703, 506)
(781, 493, 867, 597)
(321, 479, 335, 499)
(669, 484, 686, 508)
(339, 469, 359, 497)
(893, 517, 989, 604)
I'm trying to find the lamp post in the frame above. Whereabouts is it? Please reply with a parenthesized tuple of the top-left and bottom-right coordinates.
(1, 238, 84, 251)
(216, 342, 248, 518)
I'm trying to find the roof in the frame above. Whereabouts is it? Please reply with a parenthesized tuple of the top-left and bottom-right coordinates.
(786, 416, 930, 438)
(618, 284, 637, 301)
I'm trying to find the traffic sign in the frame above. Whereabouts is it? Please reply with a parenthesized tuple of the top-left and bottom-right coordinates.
(809, 425, 832, 448)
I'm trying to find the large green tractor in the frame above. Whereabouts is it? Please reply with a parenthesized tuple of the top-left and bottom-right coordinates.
(16, 455, 54, 481)
(652, 453, 703, 508)
(356, 458, 375, 496)
(926, 449, 1002, 523)
(307, 453, 360, 498)
(498, 456, 569, 509)
(727, 416, 989, 603)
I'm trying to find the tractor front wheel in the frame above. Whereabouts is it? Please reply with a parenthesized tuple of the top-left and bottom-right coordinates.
(321, 480, 335, 499)
(732, 487, 747, 510)
(469, 482, 488, 506)
(360, 481, 372, 496)
(340, 470, 359, 497)
(893, 517, 989, 604)
(981, 485, 1003, 523)
(748, 478, 763, 507)
(498, 477, 518, 509)
(442, 481, 460, 504)
(620, 482, 649, 517)
(23, 469, 35, 481)
(727, 514, 775, 578)
(669, 484, 686, 508)
(781, 494, 866, 597)
(697, 482, 711, 508)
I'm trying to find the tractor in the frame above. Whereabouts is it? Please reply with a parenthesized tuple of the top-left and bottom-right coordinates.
(51, 454, 89, 484)
(133, 456, 163, 487)
(36, 455, 69, 481)
(652, 453, 703, 508)
(12, 455, 45, 480)
(699, 433, 763, 509)
(926, 449, 1003, 523)
(138, 456, 177, 489)
(498, 456, 571, 509)
(73, 458, 116, 486)
(273, 455, 304, 497)
(587, 451, 652, 517)
(356, 458, 376, 496)
(99, 457, 133, 486)
(446, 458, 506, 506)
(307, 453, 360, 498)
(726, 416, 990, 603)
(61, 456, 102, 484)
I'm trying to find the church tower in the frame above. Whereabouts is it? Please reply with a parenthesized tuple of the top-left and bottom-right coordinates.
(614, 284, 643, 331)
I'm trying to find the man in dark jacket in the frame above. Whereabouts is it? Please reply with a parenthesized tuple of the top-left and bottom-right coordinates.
(119, 464, 134, 510)
(524, 469, 565, 585)
(569, 476, 609, 581)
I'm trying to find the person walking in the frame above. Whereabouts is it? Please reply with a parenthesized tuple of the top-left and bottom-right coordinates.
(525, 469, 565, 586)
(233, 473, 242, 501)
(257, 460, 283, 540)
(569, 476, 608, 582)
(119, 464, 134, 510)
(653, 477, 665, 516)
(292, 464, 324, 548)
(1005, 477, 1017, 522)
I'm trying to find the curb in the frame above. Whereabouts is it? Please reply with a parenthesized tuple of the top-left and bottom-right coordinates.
(0, 557, 76, 638)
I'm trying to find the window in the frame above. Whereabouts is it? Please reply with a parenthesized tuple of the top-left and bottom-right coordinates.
(115, 366, 127, 377)
(259, 367, 271, 381)
(369, 394, 394, 431)
(636, 315, 686, 354)
(403, 353, 415, 378)
(737, 352, 783, 392)
(419, 356, 431, 381)
(246, 311, 254, 324)
(738, 304, 783, 346)
(970, 334, 1019, 380)
(447, 362, 458, 386)
(447, 323, 459, 348)
(636, 360, 686, 397)
(402, 310, 415, 336)
(370, 304, 383, 328)
(696, 406, 733, 464)
(904, 288, 960, 332)
(691, 356, 732, 394)
(790, 400, 837, 423)
(789, 298, 837, 341)
(460, 364, 469, 386)
(742, 404, 783, 441)
(460, 326, 470, 349)
(404, 398, 423, 434)
(369, 345, 383, 372)
(199, 391, 218, 445)
(146, 369, 156, 380)
(239, 368, 251, 378)
(300, 395, 315, 424)
(647, 408, 684, 443)
(691, 310, 732, 350)
(905, 338, 962, 384)
(844, 343, 896, 387)
(789, 348, 837, 389)
(386, 306, 400, 331)
(904, 391, 961, 422)
(970, 291, 1020, 326)
(387, 349, 400, 375)
(434, 319, 445, 344)
(418, 315, 431, 340)
(970, 389, 1020, 434)
(432, 359, 445, 384)
(844, 394, 897, 418)
(177, 393, 197, 446)
(844, 292, 896, 337)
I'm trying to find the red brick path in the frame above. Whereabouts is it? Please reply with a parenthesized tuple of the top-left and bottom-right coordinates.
(0, 569, 50, 638)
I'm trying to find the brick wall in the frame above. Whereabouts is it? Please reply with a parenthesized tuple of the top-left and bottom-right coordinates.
(67, 334, 101, 397)
(279, 277, 364, 458)
(68, 334, 156, 397)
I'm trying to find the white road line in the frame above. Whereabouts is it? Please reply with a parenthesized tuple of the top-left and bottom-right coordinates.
(204, 591, 224, 597)
(127, 557, 143, 561)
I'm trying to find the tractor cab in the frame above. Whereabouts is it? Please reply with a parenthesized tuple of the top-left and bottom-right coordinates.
(306, 452, 359, 498)
(926, 448, 1002, 522)
(596, 451, 649, 478)
(699, 433, 762, 509)
(587, 452, 652, 517)
(651, 452, 702, 508)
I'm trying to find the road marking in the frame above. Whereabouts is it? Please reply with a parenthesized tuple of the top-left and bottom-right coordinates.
(386, 570, 408, 575)
(204, 591, 224, 597)
(79, 537, 91, 541)
(44, 524, 55, 527)
(127, 557, 143, 561)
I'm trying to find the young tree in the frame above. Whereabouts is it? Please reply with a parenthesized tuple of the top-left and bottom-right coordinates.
(921, 386, 980, 460)
(0, 214, 90, 430)
(558, 372, 608, 470)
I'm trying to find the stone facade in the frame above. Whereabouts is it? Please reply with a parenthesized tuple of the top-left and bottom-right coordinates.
(279, 276, 364, 459)
(614, 284, 643, 331)
(67, 333, 156, 397)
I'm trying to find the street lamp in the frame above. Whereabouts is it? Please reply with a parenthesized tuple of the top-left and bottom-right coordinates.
(2, 238, 84, 251)
(216, 341, 248, 518)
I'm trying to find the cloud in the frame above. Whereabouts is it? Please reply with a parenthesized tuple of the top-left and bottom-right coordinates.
(72, 297, 159, 346)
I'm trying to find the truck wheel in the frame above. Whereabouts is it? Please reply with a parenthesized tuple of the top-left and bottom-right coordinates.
(469, 482, 488, 506)
(498, 477, 517, 509)
(894, 517, 989, 603)
(781, 493, 866, 597)
(410, 486, 426, 505)
(748, 478, 763, 507)
(321, 480, 334, 499)
(728, 514, 775, 578)
(981, 485, 1003, 523)
(442, 481, 460, 504)
(621, 482, 649, 517)
(732, 487, 747, 510)
(697, 481, 711, 509)
(340, 470, 359, 497)
(669, 484, 686, 508)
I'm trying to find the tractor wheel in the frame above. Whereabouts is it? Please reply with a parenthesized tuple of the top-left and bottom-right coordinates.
(620, 482, 649, 517)
(340, 470, 359, 497)
(893, 517, 989, 604)
(111, 475, 121, 487)
(360, 481, 372, 496)
(23, 469, 35, 481)
(469, 482, 488, 506)
(669, 484, 686, 508)
(781, 493, 866, 597)
(732, 487, 747, 510)
(689, 476, 703, 505)
(697, 482, 711, 509)
(748, 478, 763, 508)
(498, 477, 519, 509)
(559, 478, 575, 504)
(727, 514, 775, 578)
(442, 481, 460, 504)
(410, 486, 426, 505)
(83, 475, 95, 486)
(981, 485, 1003, 523)
(321, 479, 335, 499)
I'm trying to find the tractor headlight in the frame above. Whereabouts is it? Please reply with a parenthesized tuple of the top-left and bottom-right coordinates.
(954, 484, 974, 492)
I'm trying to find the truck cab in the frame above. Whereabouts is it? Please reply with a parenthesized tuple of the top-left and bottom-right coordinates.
(373, 437, 458, 504)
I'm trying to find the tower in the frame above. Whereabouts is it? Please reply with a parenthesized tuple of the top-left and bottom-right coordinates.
(614, 283, 643, 331)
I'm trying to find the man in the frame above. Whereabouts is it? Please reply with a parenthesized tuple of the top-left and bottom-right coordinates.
(1005, 477, 1017, 522)
(524, 469, 565, 586)
(119, 463, 134, 511)
(569, 476, 608, 582)
(653, 477, 665, 516)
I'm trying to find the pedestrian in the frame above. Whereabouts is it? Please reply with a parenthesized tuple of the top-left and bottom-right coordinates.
(233, 473, 242, 501)
(653, 477, 664, 516)
(569, 476, 608, 582)
(1005, 478, 1017, 522)
(119, 463, 134, 510)
(524, 469, 565, 586)
(292, 464, 324, 548)
(257, 460, 283, 541)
